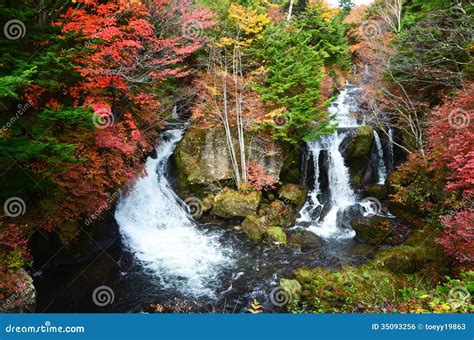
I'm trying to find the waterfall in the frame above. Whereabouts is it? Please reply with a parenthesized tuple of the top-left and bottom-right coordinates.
(115, 129, 233, 298)
(373, 130, 387, 184)
(297, 142, 323, 224)
(296, 86, 361, 239)
(305, 133, 356, 239)
(387, 128, 395, 171)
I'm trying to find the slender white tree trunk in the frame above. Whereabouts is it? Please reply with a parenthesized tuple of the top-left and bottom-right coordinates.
(287, 0, 294, 22)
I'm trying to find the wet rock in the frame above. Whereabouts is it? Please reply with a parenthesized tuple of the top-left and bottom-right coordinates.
(344, 126, 374, 188)
(266, 227, 287, 244)
(351, 216, 394, 245)
(211, 190, 261, 219)
(381, 251, 422, 274)
(241, 215, 267, 243)
(258, 200, 295, 228)
(278, 184, 308, 209)
(363, 184, 388, 200)
(280, 144, 303, 184)
(0, 269, 36, 313)
(288, 230, 324, 249)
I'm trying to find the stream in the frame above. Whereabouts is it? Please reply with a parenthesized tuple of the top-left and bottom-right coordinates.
(34, 85, 392, 313)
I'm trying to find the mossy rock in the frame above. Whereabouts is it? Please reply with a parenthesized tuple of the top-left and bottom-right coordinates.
(279, 278, 302, 307)
(241, 215, 267, 243)
(0, 269, 36, 313)
(344, 126, 374, 187)
(258, 200, 295, 228)
(211, 190, 262, 218)
(373, 246, 424, 274)
(363, 184, 388, 200)
(351, 216, 394, 245)
(280, 144, 303, 184)
(278, 184, 308, 209)
(266, 227, 287, 244)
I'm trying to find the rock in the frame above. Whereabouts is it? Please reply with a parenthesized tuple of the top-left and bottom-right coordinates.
(363, 184, 388, 200)
(258, 200, 295, 228)
(288, 230, 323, 249)
(344, 126, 374, 187)
(278, 184, 308, 209)
(241, 215, 267, 243)
(211, 190, 262, 218)
(280, 144, 303, 184)
(266, 227, 287, 244)
(351, 216, 394, 245)
(174, 126, 284, 195)
(382, 251, 421, 274)
(0, 269, 36, 313)
(201, 194, 214, 213)
(279, 278, 302, 306)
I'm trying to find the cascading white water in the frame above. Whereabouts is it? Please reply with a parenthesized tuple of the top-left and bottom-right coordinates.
(115, 129, 233, 298)
(296, 86, 360, 239)
(373, 130, 387, 184)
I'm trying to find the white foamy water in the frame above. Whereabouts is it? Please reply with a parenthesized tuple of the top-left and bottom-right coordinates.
(115, 129, 233, 298)
(328, 86, 360, 128)
(373, 130, 387, 184)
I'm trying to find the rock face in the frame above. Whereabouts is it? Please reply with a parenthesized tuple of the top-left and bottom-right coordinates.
(211, 190, 262, 218)
(0, 269, 36, 313)
(288, 230, 324, 249)
(258, 200, 296, 228)
(241, 215, 267, 242)
(278, 184, 308, 209)
(174, 126, 287, 196)
(266, 227, 287, 244)
(351, 216, 394, 245)
(343, 126, 375, 188)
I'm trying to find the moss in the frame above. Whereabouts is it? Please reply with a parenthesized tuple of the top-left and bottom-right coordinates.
(351, 216, 394, 245)
(266, 227, 287, 244)
(280, 278, 302, 308)
(280, 143, 303, 184)
(278, 184, 308, 208)
(363, 184, 388, 200)
(241, 215, 267, 243)
(345, 126, 374, 188)
(211, 190, 262, 218)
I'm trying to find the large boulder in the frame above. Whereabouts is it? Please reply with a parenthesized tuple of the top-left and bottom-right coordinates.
(174, 126, 284, 196)
(351, 216, 394, 245)
(211, 189, 262, 218)
(241, 215, 267, 242)
(257, 200, 295, 228)
(288, 230, 324, 249)
(266, 227, 287, 244)
(278, 184, 308, 209)
(343, 126, 374, 188)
